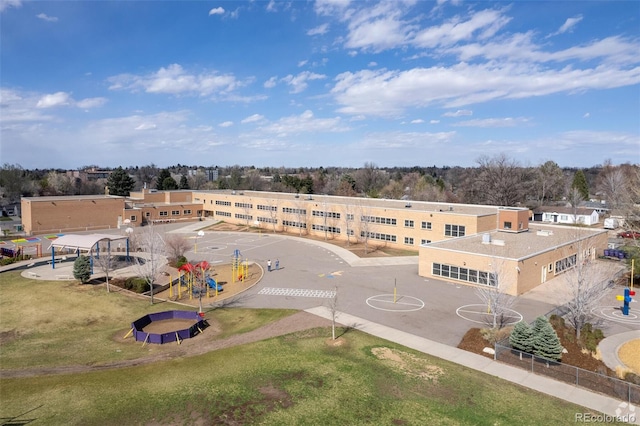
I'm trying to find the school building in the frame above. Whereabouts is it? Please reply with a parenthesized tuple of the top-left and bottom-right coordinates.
(21, 189, 608, 295)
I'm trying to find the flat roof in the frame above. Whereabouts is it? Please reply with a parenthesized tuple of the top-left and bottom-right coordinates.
(422, 223, 607, 261)
(193, 190, 503, 217)
(22, 195, 123, 202)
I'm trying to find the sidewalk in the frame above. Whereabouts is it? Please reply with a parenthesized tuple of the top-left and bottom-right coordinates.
(306, 307, 640, 424)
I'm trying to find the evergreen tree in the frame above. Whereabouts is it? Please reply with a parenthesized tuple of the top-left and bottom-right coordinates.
(571, 169, 590, 201)
(532, 316, 563, 361)
(73, 255, 91, 283)
(162, 176, 178, 190)
(156, 169, 171, 190)
(106, 166, 135, 196)
(179, 175, 190, 189)
(509, 321, 534, 353)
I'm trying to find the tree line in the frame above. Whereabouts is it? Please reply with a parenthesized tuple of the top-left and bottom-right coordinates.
(1, 155, 638, 214)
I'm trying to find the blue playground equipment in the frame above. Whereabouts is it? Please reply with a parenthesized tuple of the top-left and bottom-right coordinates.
(206, 277, 223, 292)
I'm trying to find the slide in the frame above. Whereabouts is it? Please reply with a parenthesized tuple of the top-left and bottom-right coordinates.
(206, 277, 223, 292)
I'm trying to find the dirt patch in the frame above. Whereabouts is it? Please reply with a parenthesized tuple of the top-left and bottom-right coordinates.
(0, 329, 19, 345)
(371, 347, 444, 383)
(618, 339, 640, 374)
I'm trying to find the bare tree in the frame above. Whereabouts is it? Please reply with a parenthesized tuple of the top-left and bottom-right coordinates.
(596, 161, 627, 211)
(164, 234, 192, 261)
(94, 240, 114, 293)
(474, 153, 530, 206)
(475, 258, 517, 329)
(328, 286, 339, 340)
(560, 235, 619, 339)
(534, 160, 566, 206)
(134, 223, 166, 305)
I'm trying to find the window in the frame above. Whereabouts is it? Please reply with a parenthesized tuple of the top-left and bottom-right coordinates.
(312, 224, 341, 234)
(346, 213, 354, 221)
(361, 216, 396, 225)
(404, 237, 414, 245)
(159, 211, 168, 216)
(504, 221, 512, 229)
(360, 231, 397, 242)
(445, 224, 465, 237)
(257, 205, 277, 211)
(560, 215, 568, 221)
(404, 220, 414, 228)
(420, 239, 431, 245)
(283, 207, 306, 215)
(145, 212, 151, 218)
(433, 262, 496, 287)
(548, 263, 553, 272)
(215, 200, 231, 206)
(183, 209, 192, 215)
(235, 213, 253, 220)
(171, 210, 180, 215)
(282, 220, 306, 228)
(421, 221, 432, 230)
(215, 211, 231, 217)
(312, 210, 341, 219)
(235, 202, 253, 209)
(555, 254, 577, 274)
(257, 217, 277, 224)
(130, 216, 137, 222)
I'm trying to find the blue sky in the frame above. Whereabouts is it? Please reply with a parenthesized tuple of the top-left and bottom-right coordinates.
(1, 0, 639, 170)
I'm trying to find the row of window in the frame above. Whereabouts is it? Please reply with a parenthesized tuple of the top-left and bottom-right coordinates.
(215, 200, 231, 206)
(236, 213, 252, 220)
(151, 209, 193, 217)
(235, 202, 253, 209)
(215, 211, 231, 217)
(312, 210, 341, 219)
(283, 207, 306, 215)
(555, 254, 577, 274)
(432, 263, 497, 287)
(312, 224, 341, 234)
(257, 205, 277, 211)
(361, 215, 397, 225)
(282, 220, 306, 228)
(360, 231, 397, 242)
(257, 217, 277, 224)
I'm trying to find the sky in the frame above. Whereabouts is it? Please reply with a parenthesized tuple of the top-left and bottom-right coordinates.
(1, 0, 639, 170)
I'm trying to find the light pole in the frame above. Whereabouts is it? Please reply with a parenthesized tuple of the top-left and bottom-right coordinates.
(195, 230, 204, 253)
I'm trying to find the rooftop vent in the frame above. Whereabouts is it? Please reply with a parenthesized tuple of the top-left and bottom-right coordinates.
(537, 230, 554, 237)
(482, 233, 491, 244)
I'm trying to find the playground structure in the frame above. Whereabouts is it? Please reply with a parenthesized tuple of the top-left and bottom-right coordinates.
(232, 249, 249, 283)
(172, 261, 223, 301)
(125, 310, 207, 345)
(0, 237, 43, 259)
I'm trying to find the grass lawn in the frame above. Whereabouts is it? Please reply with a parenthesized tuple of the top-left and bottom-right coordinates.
(0, 271, 592, 425)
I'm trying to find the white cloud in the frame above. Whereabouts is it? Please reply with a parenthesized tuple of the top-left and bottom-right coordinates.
(410, 119, 424, 124)
(253, 109, 349, 136)
(368, 61, 377, 67)
(36, 92, 72, 108)
(0, 0, 21, 13)
(36, 13, 58, 22)
(583, 112, 590, 119)
(135, 122, 157, 131)
(452, 117, 530, 127)
(298, 60, 308, 67)
(0, 88, 55, 123)
(266, 0, 277, 12)
(430, 120, 440, 124)
(413, 9, 511, 48)
(307, 23, 329, 36)
(314, 0, 352, 16)
(556, 15, 583, 35)
(443, 109, 473, 117)
(107, 64, 244, 97)
(76, 97, 108, 109)
(281, 71, 326, 94)
(331, 62, 640, 117)
(219, 121, 233, 127)
(241, 114, 266, 124)
(208, 7, 224, 16)
(357, 130, 456, 150)
(263, 76, 278, 89)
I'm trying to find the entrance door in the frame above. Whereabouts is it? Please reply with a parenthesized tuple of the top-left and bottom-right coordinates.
(541, 266, 547, 283)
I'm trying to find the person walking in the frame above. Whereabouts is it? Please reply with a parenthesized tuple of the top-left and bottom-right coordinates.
(275, 259, 279, 271)
(267, 259, 272, 272)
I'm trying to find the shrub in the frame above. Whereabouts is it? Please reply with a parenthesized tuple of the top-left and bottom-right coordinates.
(482, 326, 513, 345)
(124, 277, 149, 293)
(175, 256, 188, 269)
(580, 323, 604, 353)
(73, 255, 91, 283)
(0, 257, 17, 266)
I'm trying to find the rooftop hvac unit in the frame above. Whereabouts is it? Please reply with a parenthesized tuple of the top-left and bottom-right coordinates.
(482, 233, 491, 244)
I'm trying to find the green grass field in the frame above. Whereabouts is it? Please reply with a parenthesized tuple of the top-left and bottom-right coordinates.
(0, 271, 592, 425)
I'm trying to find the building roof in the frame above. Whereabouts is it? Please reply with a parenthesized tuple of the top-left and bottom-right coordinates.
(22, 195, 123, 202)
(193, 190, 502, 217)
(50, 234, 128, 251)
(533, 206, 598, 215)
(421, 223, 607, 261)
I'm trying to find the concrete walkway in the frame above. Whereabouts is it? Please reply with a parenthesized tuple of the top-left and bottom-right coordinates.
(599, 330, 640, 373)
(307, 306, 640, 424)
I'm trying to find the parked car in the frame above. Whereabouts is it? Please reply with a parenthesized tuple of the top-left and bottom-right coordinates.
(617, 231, 640, 239)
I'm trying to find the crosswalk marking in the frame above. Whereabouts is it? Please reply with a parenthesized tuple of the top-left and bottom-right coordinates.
(258, 287, 336, 298)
